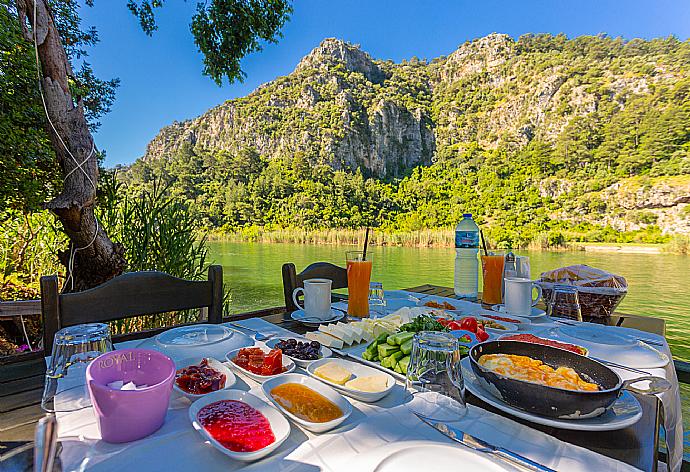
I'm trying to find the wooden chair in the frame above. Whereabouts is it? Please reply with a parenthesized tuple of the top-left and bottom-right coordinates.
(40, 266, 223, 353)
(282, 262, 347, 311)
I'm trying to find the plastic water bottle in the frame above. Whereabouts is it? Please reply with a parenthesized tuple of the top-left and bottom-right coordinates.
(454, 214, 479, 299)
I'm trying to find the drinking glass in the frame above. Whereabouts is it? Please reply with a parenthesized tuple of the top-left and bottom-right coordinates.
(42, 323, 113, 412)
(548, 284, 583, 322)
(346, 251, 372, 318)
(368, 281, 386, 318)
(404, 332, 466, 421)
(481, 251, 504, 305)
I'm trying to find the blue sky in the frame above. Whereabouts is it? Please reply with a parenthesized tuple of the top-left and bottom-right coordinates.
(80, 0, 690, 167)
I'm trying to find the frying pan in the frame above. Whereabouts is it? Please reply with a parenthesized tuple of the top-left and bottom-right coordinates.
(469, 341, 670, 419)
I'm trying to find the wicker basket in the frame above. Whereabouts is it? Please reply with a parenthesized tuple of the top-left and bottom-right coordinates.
(536, 265, 627, 322)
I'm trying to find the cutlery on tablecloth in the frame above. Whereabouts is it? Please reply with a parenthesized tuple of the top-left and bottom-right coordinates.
(589, 357, 652, 376)
(416, 414, 556, 472)
(34, 413, 58, 472)
(226, 322, 275, 342)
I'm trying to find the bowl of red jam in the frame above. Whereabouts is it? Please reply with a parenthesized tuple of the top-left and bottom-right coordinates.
(188, 389, 291, 462)
(225, 347, 295, 383)
(174, 357, 236, 400)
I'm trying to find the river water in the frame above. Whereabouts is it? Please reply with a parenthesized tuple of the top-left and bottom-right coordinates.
(208, 242, 690, 362)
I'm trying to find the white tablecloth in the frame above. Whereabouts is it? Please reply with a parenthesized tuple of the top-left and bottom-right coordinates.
(53, 301, 683, 472)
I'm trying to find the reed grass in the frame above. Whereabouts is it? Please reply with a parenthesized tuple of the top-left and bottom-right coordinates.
(212, 227, 457, 247)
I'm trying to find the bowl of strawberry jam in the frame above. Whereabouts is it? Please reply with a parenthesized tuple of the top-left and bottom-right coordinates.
(174, 357, 236, 400)
(188, 389, 290, 462)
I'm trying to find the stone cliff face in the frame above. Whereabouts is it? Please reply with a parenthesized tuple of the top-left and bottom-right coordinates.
(137, 35, 689, 233)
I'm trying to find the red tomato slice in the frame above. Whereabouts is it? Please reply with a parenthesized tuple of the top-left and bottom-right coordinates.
(476, 326, 489, 342)
(263, 348, 283, 375)
(448, 321, 463, 331)
(460, 317, 478, 333)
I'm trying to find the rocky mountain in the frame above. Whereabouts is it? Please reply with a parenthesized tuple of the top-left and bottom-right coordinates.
(131, 34, 690, 238)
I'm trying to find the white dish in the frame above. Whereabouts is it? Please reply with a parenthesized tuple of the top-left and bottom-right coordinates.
(188, 389, 290, 462)
(475, 310, 531, 328)
(354, 441, 514, 471)
(497, 334, 590, 356)
(306, 358, 396, 402)
(416, 295, 484, 314)
(225, 347, 296, 382)
(290, 309, 345, 325)
(558, 323, 636, 346)
(155, 324, 234, 347)
(265, 337, 333, 368)
(461, 357, 643, 431)
(173, 357, 237, 400)
(555, 324, 670, 369)
(492, 305, 547, 320)
(455, 314, 519, 334)
(261, 373, 352, 433)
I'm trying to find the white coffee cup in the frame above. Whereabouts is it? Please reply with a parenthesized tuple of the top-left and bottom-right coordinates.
(504, 277, 542, 316)
(292, 278, 332, 319)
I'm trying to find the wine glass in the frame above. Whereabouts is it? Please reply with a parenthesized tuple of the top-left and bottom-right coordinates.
(404, 332, 466, 421)
(548, 284, 583, 322)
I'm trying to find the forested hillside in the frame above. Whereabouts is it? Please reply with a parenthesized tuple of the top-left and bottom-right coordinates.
(124, 34, 690, 247)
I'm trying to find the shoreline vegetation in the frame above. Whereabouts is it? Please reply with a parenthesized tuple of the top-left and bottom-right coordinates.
(210, 227, 690, 254)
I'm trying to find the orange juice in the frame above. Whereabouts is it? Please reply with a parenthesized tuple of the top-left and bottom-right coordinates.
(346, 252, 372, 318)
(481, 254, 504, 305)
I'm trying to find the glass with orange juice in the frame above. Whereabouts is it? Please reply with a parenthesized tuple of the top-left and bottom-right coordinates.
(481, 252, 504, 305)
(346, 251, 372, 317)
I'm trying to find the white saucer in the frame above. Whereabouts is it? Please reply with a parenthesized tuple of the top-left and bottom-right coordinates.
(461, 357, 642, 431)
(155, 324, 234, 347)
(290, 309, 344, 325)
(492, 304, 546, 319)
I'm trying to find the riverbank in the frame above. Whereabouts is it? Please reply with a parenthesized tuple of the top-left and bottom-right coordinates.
(210, 228, 690, 254)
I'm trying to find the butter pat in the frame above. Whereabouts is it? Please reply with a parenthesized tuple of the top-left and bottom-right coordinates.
(314, 362, 352, 385)
(306, 332, 344, 349)
(345, 375, 389, 393)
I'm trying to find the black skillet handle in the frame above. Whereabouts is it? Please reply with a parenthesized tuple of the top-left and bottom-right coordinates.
(621, 376, 672, 395)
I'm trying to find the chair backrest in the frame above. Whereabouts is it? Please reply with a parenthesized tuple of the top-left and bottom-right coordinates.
(281, 262, 347, 311)
(41, 265, 223, 353)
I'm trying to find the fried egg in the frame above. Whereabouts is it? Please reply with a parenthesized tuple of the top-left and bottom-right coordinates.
(478, 354, 599, 392)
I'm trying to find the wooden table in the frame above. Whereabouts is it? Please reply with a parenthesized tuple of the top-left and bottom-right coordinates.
(0, 285, 664, 471)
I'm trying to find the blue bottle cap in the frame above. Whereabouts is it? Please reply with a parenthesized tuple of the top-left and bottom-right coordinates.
(463, 213, 472, 218)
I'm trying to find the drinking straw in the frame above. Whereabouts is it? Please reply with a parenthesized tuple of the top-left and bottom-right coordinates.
(479, 228, 489, 255)
(362, 227, 370, 261)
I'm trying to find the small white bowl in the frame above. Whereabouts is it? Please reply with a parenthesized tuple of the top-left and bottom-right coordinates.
(262, 373, 352, 433)
(173, 357, 236, 400)
(265, 337, 333, 368)
(188, 389, 290, 462)
(306, 358, 395, 403)
(225, 347, 296, 382)
(477, 311, 531, 330)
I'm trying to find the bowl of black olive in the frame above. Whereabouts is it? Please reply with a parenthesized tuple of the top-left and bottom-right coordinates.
(266, 338, 332, 367)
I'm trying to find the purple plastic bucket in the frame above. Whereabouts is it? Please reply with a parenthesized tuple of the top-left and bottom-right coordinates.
(86, 348, 175, 443)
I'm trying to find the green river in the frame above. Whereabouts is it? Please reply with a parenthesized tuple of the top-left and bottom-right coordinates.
(208, 242, 689, 362)
(209, 241, 690, 453)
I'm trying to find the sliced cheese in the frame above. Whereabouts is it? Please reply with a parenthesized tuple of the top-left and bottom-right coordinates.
(314, 362, 352, 385)
(344, 375, 389, 393)
(306, 331, 344, 349)
(319, 324, 354, 345)
(336, 322, 362, 344)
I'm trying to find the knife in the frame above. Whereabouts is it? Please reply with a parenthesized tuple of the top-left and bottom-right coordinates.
(416, 414, 556, 472)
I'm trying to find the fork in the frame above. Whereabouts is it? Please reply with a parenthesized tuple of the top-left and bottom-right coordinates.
(226, 322, 275, 342)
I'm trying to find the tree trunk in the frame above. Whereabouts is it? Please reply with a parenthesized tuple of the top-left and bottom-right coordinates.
(17, 0, 125, 291)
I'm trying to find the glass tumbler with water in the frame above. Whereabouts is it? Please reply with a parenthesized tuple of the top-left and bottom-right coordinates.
(368, 281, 386, 318)
(405, 331, 466, 421)
(42, 323, 113, 412)
(548, 284, 583, 322)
